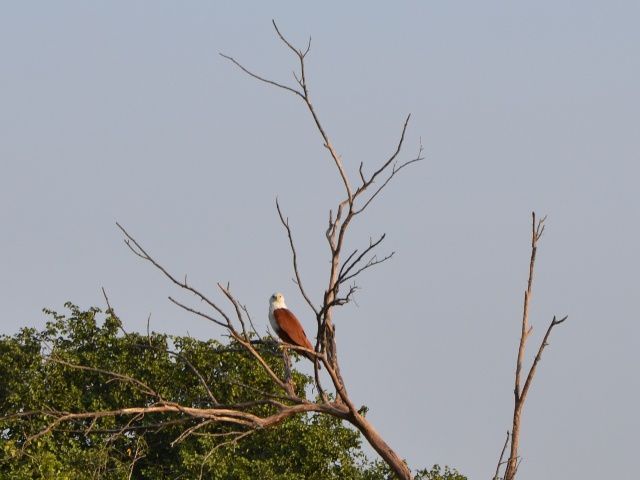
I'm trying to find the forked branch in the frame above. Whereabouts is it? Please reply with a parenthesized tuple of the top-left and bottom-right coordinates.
(14, 22, 421, 480)
(116, 222, 294, 395)
(496, 213, 567, 480)
(221, 20, 352, 201)
(222, 22, 418, 479)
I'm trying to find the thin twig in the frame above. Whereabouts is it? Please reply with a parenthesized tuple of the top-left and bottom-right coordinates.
(354, 143, 424, 215)
(338, 234, 386, 282)
(493, 430, 510, 480)
(276, 198, 319, 316)
(116, 222, 232, 325)
(219, 53, 303, 98)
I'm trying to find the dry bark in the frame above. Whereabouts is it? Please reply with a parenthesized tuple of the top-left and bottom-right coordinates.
(495, 213, 567, 480)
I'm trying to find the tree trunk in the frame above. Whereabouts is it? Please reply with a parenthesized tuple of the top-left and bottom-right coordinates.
(504, 407, 521, 480)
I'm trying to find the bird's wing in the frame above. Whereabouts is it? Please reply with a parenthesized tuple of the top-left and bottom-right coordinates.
(273, 308, 313, 350)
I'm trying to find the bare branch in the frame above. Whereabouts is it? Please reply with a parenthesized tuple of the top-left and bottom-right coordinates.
(101, 286, 115, 316)
(340, 252, 394, 285)
(272, 20, 307, 58)
(354, 142, 424, 215)
(171, 420, 213, 447)
(241, 302, 262, 340)
(276, 198, 319, 316)
(219, 53, 304, 98)
(24, 401, 349, 450)
(281, 348, 295, 397)
(514, 212, 544, 403)
(116, 223, 298, 398)
(328, 284, 360, 308)
(47, 356, 160, 399)
(126, 332, 221, 407)
(493, 430, 511, 480)
(224, 378, 296, 404)
(271, 21, 353, 202)
(104, 296, 219, 406)
(218, 283, 250, 339)
(168, 296, 228, 329)
(361, 114, 411, 189)
(127, 436, 146, 480)
(101, 25, 425, 480)
(230, 332, 298, 395)
(165, 347, 219, 406)
(116, 222, 233, 326)
(49, 418, 193, 435)
(222, 22, 352, 202)
(338, 234, 388, 283)
(503, 213, 567, 480)
(358, 162, 366, 185)
(519, 315, 568, 403)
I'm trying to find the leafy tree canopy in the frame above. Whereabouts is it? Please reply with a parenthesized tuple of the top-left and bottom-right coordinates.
(1, 304, 465, 479)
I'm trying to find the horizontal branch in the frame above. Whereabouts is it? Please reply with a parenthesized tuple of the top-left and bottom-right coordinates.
(341, 253, 395, 285)
(22, 400, 349, 449)
(46, 356, 159, 399)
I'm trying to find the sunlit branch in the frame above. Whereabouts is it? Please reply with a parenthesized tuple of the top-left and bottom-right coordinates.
(501, 212, 567, 480)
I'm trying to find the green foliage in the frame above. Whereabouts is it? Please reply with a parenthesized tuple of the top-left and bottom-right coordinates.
(416, 465, 467, 480)
(0, 304, 465, 479)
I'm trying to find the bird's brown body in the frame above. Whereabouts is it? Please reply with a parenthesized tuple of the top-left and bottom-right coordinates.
(269, 293, 314, 360)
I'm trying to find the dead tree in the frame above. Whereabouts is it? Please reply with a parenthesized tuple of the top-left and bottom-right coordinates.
(16, 22, 422, 479)
(493, 213, 567, 480)
(11, 23, 566, 480)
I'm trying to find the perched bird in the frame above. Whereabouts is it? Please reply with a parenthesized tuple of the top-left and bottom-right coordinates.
(268, 292, 314, 360)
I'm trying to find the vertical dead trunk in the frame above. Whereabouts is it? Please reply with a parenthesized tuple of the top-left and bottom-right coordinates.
(495, 213, 567, 480)
(503, 409, 521, 479)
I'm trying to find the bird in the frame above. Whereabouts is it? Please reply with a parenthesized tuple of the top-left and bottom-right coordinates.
(268, 292, 314, 361)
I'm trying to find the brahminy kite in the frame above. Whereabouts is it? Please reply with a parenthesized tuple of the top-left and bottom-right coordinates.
(269, 292, 314, 360)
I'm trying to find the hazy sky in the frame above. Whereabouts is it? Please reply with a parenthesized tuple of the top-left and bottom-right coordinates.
(2, 2, 638, 479)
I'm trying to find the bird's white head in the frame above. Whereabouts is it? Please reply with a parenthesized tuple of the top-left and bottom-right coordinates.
(269, 292, 287, 310)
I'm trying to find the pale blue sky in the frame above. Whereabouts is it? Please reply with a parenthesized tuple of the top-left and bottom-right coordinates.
(1, 2, 639, 478)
